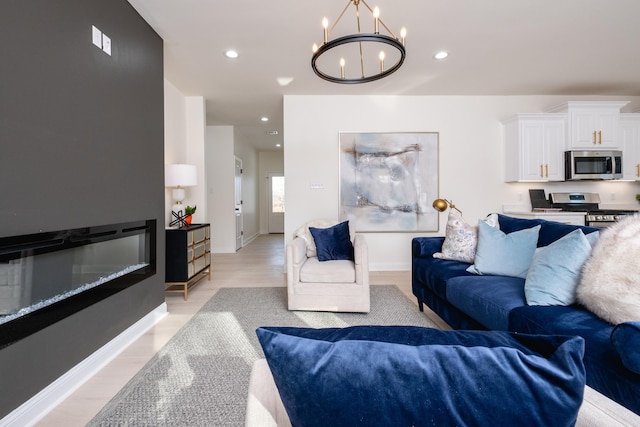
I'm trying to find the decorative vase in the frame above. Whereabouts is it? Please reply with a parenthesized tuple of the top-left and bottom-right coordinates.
(185, 215, 192, 225)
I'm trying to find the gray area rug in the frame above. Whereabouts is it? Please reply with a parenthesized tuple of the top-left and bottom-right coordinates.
(88, 285, 440, 426)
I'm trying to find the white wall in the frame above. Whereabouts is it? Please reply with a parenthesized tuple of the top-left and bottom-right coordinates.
(283, 95, 640, 271)
(259, 151, 285, 234)
(185, 96, 207, 224)
(163, 83, 208, 227)
(163, 80, 187, 227)
(234, 139, 260, 243)
(206, 126, 237, 252)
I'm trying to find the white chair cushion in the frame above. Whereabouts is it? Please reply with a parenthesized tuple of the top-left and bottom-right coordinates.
(299, 257, 356, 283)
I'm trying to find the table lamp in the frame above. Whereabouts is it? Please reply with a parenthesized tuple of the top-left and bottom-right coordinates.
(432, 198, 462, 214)
(165, 164, 197, 221)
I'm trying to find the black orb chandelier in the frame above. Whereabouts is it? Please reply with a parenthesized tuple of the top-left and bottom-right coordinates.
(311, 0, 406, 84)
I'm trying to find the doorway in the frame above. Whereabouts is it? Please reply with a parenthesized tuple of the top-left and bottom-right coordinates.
(267, 172, 284, 233)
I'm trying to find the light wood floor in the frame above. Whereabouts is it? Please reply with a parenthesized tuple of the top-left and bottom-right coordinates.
(36, 234, 445, 426)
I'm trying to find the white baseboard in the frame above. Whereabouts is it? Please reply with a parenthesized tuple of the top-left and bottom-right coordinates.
(0, 303, 168, 427)
(370, 262, 411, 271)
(242, 232, 260, 246)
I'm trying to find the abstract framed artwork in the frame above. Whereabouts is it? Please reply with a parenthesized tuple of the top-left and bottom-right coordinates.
(339, 132, 439, 232)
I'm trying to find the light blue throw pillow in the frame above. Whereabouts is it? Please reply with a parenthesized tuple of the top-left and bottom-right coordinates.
(525, 229, 593, 306)
(585, 230, 600, 247)
(466, 221, 540, 279)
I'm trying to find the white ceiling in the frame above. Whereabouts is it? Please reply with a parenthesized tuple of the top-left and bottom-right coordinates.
(127, 0, 640, 152)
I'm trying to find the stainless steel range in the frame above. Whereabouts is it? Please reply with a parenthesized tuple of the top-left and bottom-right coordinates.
(549, 192, 638, 228)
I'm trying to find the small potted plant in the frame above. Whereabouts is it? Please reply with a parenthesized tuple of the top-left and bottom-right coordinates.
(636, 194, 640, 203)
(184, 205, 196, 225)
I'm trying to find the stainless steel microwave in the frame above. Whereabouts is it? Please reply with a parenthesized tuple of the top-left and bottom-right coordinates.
(564, 150, 622, 180)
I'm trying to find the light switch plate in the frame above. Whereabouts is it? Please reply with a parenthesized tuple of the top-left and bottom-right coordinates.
(92, 25, 102, 48)
(102, 34, 111, 55)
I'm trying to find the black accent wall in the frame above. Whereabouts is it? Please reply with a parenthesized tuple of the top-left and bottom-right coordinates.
(0, 0, 164, 418)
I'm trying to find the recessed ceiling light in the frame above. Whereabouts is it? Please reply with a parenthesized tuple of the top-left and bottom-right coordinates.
(261, 116, 269, 122)
(433, 51, 449, 60)
(276, 144, 281, 148)
(224, 49, 239, 59)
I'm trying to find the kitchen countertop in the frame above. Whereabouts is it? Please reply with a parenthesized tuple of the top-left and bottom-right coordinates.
(503, 210, 587, 216)
(502, 210, 588, 226)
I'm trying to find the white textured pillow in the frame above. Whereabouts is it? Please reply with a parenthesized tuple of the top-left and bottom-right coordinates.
(433, 212, 499, 263)
(295, 219, 355, 258)
(578, 215, 640, 324)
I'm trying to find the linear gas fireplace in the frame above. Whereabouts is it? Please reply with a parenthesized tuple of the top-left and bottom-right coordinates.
(0, 220, 156, 349)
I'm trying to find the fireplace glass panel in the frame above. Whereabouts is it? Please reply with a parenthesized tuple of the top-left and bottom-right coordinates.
(0, 220, 156, 347)
(0, 235, 147, 322)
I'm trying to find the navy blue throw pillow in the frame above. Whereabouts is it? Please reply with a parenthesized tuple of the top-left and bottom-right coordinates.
(309, 220, 354, 261)
(611, 321, 640, 374)
(256, 325, 585, 427)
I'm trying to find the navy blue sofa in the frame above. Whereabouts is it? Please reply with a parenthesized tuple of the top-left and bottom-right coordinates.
(412, 214, 640, 415)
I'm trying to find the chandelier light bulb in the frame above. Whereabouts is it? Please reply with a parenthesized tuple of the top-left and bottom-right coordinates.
(373, 7, 380, 34)
(340, 58, 345, 79)
(322, 17, 329, 43)
(379, 51, 385, 72)
(400, 27, 407, 45)
(312, 43, 318, 53)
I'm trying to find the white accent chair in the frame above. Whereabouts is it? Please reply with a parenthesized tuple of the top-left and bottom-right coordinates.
(286, 220, 370, 313)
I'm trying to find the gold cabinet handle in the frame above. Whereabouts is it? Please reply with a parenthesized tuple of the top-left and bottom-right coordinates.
(545, 164, 549, 177)
(593, 131, 597, 144)
(637, 164, 639, 177)
(598, 130, 602, 144)
(540, 164, 544, 178)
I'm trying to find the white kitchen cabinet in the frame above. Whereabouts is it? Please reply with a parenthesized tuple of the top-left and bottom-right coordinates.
(548, 101, 629, 149)
(503, 114, 566, 182)
(620, 114, 640, 180)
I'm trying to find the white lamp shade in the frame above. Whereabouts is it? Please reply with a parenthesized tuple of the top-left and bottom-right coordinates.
(165, 164, 197, 187)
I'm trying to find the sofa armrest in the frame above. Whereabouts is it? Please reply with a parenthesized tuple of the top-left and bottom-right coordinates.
(286, 237, 308, 287)
(353, 234, 369, 287)
(412, 237, 445, 258)
(245, 359, 291, 427)
(289, 237, 307, 264)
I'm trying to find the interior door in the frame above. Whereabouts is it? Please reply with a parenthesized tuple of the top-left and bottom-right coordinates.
(235, 157, 243, 250)
(267, 172, 285, 233)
